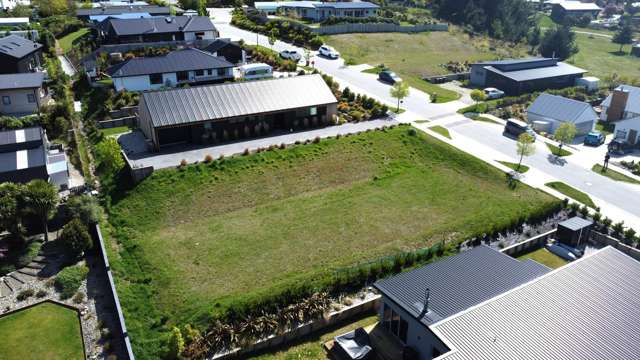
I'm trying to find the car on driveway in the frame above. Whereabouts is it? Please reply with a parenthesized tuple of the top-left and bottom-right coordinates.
(484, 87, 505, 100)
(279, 50, 301, 62)
(318, 45, 339, 59)
(378, 70, 402, 84)
(584, 131, 605, 146)
(503, 118, 536, 139)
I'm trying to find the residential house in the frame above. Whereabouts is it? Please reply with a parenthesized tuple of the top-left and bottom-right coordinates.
(0, 35, 43, 74)
(552, 1, 601, 21)
(600, 84, 640, 144)
(76, 5, 177, 21)
(202, 38, 245, 64)
(470, 58, 587, 95)
(0, 0, 29, 10)
(106, 48, 234, 92)
(137, 74, 338, 150)
(0, 127, 69, 189)
(255, 1, 380, 21)
(371, 246, 640, 360)
(98, 16, 218, 44)
(0, 72, 49, 116)
(527, 93, 597, 136)
(0, 17, 29, 27)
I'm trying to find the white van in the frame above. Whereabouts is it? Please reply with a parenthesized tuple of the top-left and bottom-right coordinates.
(238, 63, 273, 80)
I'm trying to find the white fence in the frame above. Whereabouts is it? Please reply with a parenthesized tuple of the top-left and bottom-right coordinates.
(309, 22, 448, 35)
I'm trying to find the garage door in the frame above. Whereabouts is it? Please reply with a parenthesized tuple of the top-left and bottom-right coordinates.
(575, 121, 594, 137)
(157, 126, 190, 147)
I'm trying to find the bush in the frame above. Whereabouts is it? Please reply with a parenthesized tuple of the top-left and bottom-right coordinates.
(55, 265, 89, 299)
(179, 159, 188, 167)
(407, 128, 417, 136)
(16, 289, 34, 301)
(36, 289, 48, 298)
(59, 219, 93, 257)
(73, 291, 85, 304)
(66, 195, 104, 224)
(204, 154, 213, 163)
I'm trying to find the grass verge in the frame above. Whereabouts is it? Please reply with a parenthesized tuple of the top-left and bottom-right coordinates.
(58, 28, 90, 54)
(517, 247, 568, 269)
(498, 161, 529, 174)
(429, 125, 451, 139)
(472, 115, 501, 125)
(545, 181, 596, 208)
(100, 126, 133, 137)
(545, 143, 572, 157)
(592, 164, 640, 185)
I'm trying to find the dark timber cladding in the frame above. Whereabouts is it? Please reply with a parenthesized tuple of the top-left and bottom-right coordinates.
(138, 74, 338, 150)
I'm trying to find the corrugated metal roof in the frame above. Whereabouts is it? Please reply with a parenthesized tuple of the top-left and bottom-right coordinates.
(559, 1, 601, 11)
(485, 61, 586, 82)
(558, 216, 593, 231)
(109, 16, 215, 36)
(527, 93, 597, 123)
(472, 57, 552, 67)
(202, 38, 239, 53)
(0, 35, 42, 59)
(373, 245, 550, 326)
(141, 74, 338, 128)
(432, 246, 640, 360)
(76, 5, 173, 16)
(601, 84, 640, 115)
(315, 1, 379, 9)
(107, 48, 233, 77)
(0, 127, 42, 146)
(0, 72, 45, 90)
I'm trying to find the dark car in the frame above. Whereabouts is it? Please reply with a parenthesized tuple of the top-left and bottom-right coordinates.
(608, 138, 633, 155)
(503, 118, 536, 139)
(378, 70, 402, 84)
(584, 131, 605, 146)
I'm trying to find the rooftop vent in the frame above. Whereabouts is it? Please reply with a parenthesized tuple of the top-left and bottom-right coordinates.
(165, 17, 173, 23)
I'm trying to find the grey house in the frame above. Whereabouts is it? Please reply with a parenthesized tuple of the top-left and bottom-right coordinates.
(0, 35, 43, 74)
(257, 1, 379, 21)
(0, 72, 49, 116)
(76, 5, 178, 21)
(527, 93, 597, 136)
(98, 16, 218, 44)
(137, 74, 338, 150)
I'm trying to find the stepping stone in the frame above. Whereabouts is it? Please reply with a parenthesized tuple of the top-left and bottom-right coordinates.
(32, 256, 47, 264)
(0, 281, 11, 297)
(18, 268, 40, 276)
(4, 277, 21, 291)
(10, 272, 33, 283)
(25, 262, 45, 270)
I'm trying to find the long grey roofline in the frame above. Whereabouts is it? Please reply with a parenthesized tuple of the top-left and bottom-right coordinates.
(0, 35, 42, 59)
(485, 61, 586, 82)
(106, 48, 233, 77)
(373, 245, 550, 327)
(141, 74, 338, 128)
(0, 72, 45, 90)
(527, 93, 597, 123)
(431, 246, 640, 360)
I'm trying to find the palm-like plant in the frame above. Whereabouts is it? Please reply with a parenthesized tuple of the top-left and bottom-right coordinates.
(22, 180, 58, 241)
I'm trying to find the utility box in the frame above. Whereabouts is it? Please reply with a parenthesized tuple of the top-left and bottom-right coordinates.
(556, 217, 593, 248)
(576, 76, 599, 93)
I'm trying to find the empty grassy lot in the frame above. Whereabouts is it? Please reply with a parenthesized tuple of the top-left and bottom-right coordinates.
(105, 126, 558, 358)
(0, 302, 84, 360)
(569, 33, 640, 80)
(322, 31, 524, 103)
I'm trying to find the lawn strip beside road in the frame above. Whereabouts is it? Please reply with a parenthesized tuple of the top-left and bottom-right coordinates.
(429, 125, 452, 139)
(592, 164, 640, 185)
(498, 161, 530, 174)
(545, 181, 596, 208)
(546, 143, 572, 157)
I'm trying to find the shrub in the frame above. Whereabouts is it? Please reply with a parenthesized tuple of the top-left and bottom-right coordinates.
(179, 159, 188, 167)
(16, 289, 34, 301)
(243, 148, 250, 156)
(592, 212, 602, 223)
(578, 205, 589, 217)
(601, 217, 613, 230)
(73, 291, 85, 304)
(407, 128, 417, 136)
(167, 326, 185, 359)
(279, 143, 286, 149)
(36, 289, 48, 298)
(55, 265, 89, 299)
(204, 154, 213, 163)
(59, 218, 93, 257)
(66, 194, 104, 224)
(313, 136, 321, 143)
(612, 221, 625, 235)
(624, 228, 637, 243)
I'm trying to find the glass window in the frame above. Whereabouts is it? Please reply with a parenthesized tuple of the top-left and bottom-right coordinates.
(195, 69, 204, 76)
(149, 73, 163, 85)
(399, 318, 408, 343)
(391, 310, 400, 336)
(309, 106, 317, 116)
(2, 96, 10, 105)
(27, 93, 36, 103)
(383, 304, 392, 330)
(177, 71, 189, 81)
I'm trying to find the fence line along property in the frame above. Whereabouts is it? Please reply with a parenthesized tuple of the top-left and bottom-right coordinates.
(307, 22, 448, 35)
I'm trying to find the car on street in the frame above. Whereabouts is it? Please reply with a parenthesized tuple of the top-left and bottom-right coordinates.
(584, 131, 605, 146)
(484, 87, 505, 100)
(318, 45, 339, 59)
(503, 118, 536, 139)
(279, 50, 301, 62)
(608, 138, 633, 155)
(378, 70, 402, 84)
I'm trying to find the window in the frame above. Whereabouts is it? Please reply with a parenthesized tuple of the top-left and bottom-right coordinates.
(177, 71, 189, 81)
(2, 96, 10, 105)
(399, 318, 408, 343)
(27, 93, 36, 103)
(216, 68, 226, 76)
(149, 73, 163, 85)
(382, 303, 409, 344)
(309, 106, 317, 116)
(195, 69, 204, 76)
(383, 304, 392, 330)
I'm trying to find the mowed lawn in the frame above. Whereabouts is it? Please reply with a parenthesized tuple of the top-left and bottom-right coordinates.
(0, 302, 84, 360)
(105, 127, 558, 358)
(58, 28, 90, 54)
(570, 33, 640, 80)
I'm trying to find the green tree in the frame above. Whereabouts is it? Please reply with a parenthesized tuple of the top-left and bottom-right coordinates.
(539, 25, 579, 60)
(66, 195, 104, 224)
(470, 89, 487, 106)
(612, 20, 634, 54)
(268, 28, 278, 51)
(527, 26, 541, 53)
(390, 81, 409, 112)
(95, 137, 125, 175)
(22, 180, 58, 241)
(516, 133, 536, 172)
(167, 326, 185, 359)
(59, 219, 93, 257)
(34, 0, 69, 17)
(0, 183, 23, 239)
(554, 122, 577, 156)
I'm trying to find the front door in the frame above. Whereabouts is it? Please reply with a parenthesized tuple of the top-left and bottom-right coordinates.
(629, 129, 638, 145)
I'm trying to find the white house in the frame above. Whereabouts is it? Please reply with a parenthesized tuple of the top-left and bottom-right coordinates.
(527, 93, 597, 136)
(600, 84, 640, 144)
(612, 117, 640, 144)
(106, 48, 234, 92)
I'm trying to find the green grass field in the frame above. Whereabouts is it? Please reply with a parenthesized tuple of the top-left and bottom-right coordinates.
(498, 161, 530, 174)
(592, 164, 640, 185)
(0, 302, 84, 360)
(517, 247, 568, 269)
(322, 31, 522, 103)
(429, 125, 452, 139)
(58, 28, 90, 54)
(569, 33, 640, 80)
(545, 143, 573, 157)
(105, 127, 558, 358)
(545, 181, 596, 208)
(100, 126, 132, 137)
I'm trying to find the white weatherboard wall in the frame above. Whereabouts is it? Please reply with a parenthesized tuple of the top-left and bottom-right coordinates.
(613, 117, 640, 142)
(184, 30, 216, 41)
(113, 73, 178, 91)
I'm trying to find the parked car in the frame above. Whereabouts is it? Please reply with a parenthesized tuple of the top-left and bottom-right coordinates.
(318, 45, 339, 59)
(378, 70, 402, 84)
(503, 118, 536, 139)
(608, 138, 633, 155)
(483, 87, 505, 100)
(584, 131, 605, 146)
(279, 50, 301, 62)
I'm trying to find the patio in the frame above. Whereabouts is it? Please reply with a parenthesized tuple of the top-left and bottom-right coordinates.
(325, 322, 404, 360)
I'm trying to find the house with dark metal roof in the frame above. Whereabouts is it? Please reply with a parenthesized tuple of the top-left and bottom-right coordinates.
(527, 93, 597, 136)
(552, 1, 601, 23)
(137, 74, 338, 150)
(0, 72, 49, 116)
(0, 35, 43, 74)
(255, 1, 379, 21)
(0, 127, 69, 189)
(98, 16, 217, 44)
(201, 38, 245, 64)
(373, 245, 551, 359)
(430, 246, 640, 360)
(76, 5, 177, 21)
(470, 58, 587, 95)
(106, 48, 234, 91)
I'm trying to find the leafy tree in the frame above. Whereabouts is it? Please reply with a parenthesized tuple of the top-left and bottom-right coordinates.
(539, 25, 579, 60)
(95, 137, 125, 175)
(516, 133, 536, 172)
(22, 180, 58, 241)
(9, 4, 32, 17)
(59, 219, 93, 257)
(554, 122, 577, 155)
(66, 195, 104, 224)
(33, 0, 70, 17)
(167, 326, 185, 359)
(470, 89, 487, 105)
(390, 81, 410, 112)
(0, 183, 23, 239)
(268, 28, 278, 51)
(612, 19, 634, 54)
(527, 26, 541, 53)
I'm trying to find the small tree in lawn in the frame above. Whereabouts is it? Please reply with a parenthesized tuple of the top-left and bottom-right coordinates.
(516, 133, 536, 172)
(470, 89, 487, 108)
(554, 122, 577, 156)
(390, 81, 409, 112)
(59, 218, 93, 257)
(268, 28, 278, 51)
(23, 179, 58, 242)
(612, 19, 633, 54)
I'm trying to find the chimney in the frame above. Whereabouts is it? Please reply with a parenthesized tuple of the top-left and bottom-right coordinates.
(607, 88, 630, 122)
(423, 288, 430, 314)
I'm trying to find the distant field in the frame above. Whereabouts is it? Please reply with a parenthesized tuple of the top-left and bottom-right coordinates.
(105, 126, 559, 358)
(570, 33, 640, 80)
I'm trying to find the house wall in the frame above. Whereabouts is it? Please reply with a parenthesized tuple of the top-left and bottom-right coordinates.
(0, 87, 42, 115)
(613, 117, 640, 144)
(184, 30, 216, 41)
(600, 106, 640, 121)
(486, 71, 583, 96)
(527, 110, 595, 136)
(0, 50, 42, 74)
(114, 69, 233, 92)
(469, 65, 487, 87)
(137, 96, 156, 148)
